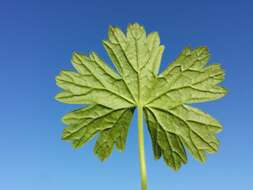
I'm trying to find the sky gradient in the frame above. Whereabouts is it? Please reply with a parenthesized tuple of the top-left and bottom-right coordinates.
(0, 0, 253, 189)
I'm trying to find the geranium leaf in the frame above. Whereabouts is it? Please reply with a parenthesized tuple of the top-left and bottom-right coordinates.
(55, 23, 227, 171)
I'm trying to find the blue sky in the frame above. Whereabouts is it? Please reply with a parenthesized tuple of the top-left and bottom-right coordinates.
(0, 0, 253, 189)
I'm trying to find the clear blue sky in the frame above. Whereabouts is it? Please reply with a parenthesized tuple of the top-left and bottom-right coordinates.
(0, 0, 252, 189)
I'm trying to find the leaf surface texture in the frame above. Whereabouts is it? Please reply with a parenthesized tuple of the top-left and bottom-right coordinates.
(56, 23, 226, 170)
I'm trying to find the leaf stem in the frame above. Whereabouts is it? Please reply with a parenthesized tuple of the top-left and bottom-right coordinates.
(137, 105, 147, 190)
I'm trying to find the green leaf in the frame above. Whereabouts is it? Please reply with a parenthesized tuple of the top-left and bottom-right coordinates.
(55, 23, 227, 169)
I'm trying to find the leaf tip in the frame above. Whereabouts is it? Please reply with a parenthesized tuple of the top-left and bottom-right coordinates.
(54, 92, 62, 102)
(127, 22, 145, 39)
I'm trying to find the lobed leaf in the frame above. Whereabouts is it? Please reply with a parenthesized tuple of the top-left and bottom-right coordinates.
(55, 23, 227, 169)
